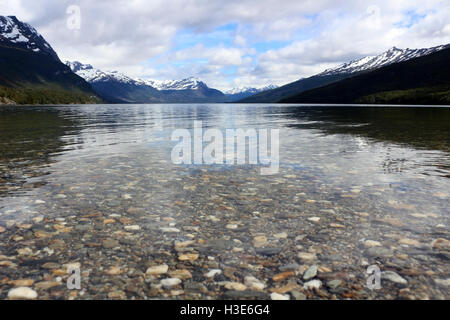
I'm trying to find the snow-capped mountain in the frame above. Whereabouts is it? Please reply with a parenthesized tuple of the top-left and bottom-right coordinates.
(66, 61, 227, 103)
(241, 43, 450, 103)
(225, 84, 278, 101)
(65, 61, 144, 85)
(0, 15, 59, 61)
(146, 77, 207, 91)
(226, 84, 278, 95)
(320, 44, 450, 76)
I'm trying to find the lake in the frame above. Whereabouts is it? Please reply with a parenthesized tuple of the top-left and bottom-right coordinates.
(0, 104, 449, 300)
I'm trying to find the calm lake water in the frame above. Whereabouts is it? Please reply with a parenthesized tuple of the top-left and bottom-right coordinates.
(0, 104, 449, 300)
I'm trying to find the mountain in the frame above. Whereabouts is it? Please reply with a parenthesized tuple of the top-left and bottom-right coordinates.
(65, 61, 162, 103)
(0, 16, 59, 61)
(67, 61, 227, 103)
(239, 44, 449, 103)
(0, 16, 101, 104)
(225, 85, 278, 101)
(280, 46, 450, 104)
(319, 45, 449, 76)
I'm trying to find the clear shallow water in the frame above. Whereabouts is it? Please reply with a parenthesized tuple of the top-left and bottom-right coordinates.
(0, 104, 449, 300)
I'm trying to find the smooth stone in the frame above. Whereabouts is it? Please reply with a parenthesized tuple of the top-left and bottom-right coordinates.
(365, 247, 392, 258)
(279, 263, 300, 272)
(102, 239, 119, 249)
(34, 281, 61, 290)
(431, 238, 450, 250)
(270, 292, 290, 300)
(327, 279, 342, 290)
(146, 264, 169, 275)
(42, 262, 60, 269)
(273, 271, 295, 282)
(303, 265, 318, 280)
(307, 217, 320, 222)
(168, 269, 192, 280)
(124, 225, 140, 231)
(224, 282, 247, 291)
(297, 252, 317, 262)
(178, 253, 199, 261)
(9, 279, 35, 287)
(382, 271, 407, 285)
(0, 226, 5, 233)
(205, 269, 222, 278)
(244, 276, 265, 290)
(8, 287, 38, 299)
(161, 227, 180, 233)
(160, 278, 182, 288)
(255, 247, 282, 256)
(399, 238, 421, 246)
(303, 279, 322, 290)
(291, 290, 307, 300)
(364, 240, 382, 248)
(274, 232, 288, 239)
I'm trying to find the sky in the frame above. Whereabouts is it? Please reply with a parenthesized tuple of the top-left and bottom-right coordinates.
(1, 0, 450, 91)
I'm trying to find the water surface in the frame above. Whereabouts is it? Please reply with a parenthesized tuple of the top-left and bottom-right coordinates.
(0, 104, 449, 299)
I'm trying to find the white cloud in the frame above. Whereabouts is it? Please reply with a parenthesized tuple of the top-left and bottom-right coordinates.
(2, 0, 450, 90)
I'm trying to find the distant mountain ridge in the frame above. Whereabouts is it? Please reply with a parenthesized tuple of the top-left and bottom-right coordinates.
(66, 61, 228, 103)
(66, 60, 277, 103)
(280, 46, 450, 105)
(319, 45, 449, 76)
(239, 44, 450, 103)
(225, 85, 278, 101)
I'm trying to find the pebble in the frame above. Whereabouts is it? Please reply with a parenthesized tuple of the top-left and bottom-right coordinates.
(327, 280, 342, 290)
(431, 238, 450, 250)
(8, 287, 38, 299)
(168, 269, 192, 280)
(307, 217, 320, 222)
(0, 226, 5, 233)
(399, 238, 421, 246)
(364, 240, 382, 248)
(273, 271, 295, 282)
(274, 232, 288, 239)
(224, 282, 247, 291)
(270, 292, 290, 300)
(124, 225, 140, 231)
(255, 247, 282, 256)
(303, 265, 318, 280)
(102, 239, 119, 249)
(178, 253, 199, 261)
(366, 247, 392, 258)
(382, 271, 407, 285)
(161, 278, 182, 288)
(297, 252, 317, 262)
(291, 290, 307, 300)
(303, 280, 322, 290)
(146, 264, 169, 275)
(244, 276, 265, 290)
(205, 269, 222, 278)
(9, 279, 35, 287)
(253, 235, 267, 247)
(160, 227, 180, 233)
